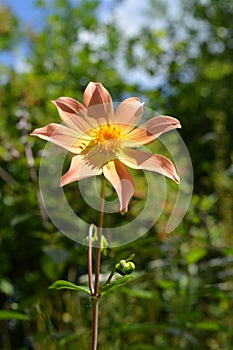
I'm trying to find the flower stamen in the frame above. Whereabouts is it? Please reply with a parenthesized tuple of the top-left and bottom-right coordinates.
(95, 124, 122, 144)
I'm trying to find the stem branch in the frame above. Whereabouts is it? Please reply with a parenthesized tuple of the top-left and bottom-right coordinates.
(104, 270, 115, 286)
(91, 176, 106, 350)
(88, 224, 95, 296)
(94, 176, 106, 296)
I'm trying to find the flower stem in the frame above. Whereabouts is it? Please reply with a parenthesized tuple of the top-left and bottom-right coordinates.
(88, 224, 95, 296)
(91, 297, 99, 350)
(91, 175, 106, 350)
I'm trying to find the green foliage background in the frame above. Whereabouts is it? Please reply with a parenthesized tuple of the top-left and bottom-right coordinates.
(0, 0, 233, 349)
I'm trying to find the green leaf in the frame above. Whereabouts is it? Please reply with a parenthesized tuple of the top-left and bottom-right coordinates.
(130, 345, 159, 350)
(195, 321, 219, 330)
(156, 280, 177, 289)
(185, 248, 207, 264)
(49, 280, 90, 295)
(122, 287, 154, 299)
(58, 333, 80, 346)
(223, 247, 233, 256)
(0, 310, 30, 321)
(82, 230, 108, 255)
(204, 61, 233, 80)
(10, 213, 32, 226)
(100, 275, 134, 296)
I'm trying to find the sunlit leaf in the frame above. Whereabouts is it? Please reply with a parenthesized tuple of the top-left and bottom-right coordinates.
(100, 275, 134, 296)
(223, 248, 233, 256)
(156, 280, 177, 289)
(122, 287, 154, 299)
(0, 310, 29, 321)
(204, 61, 233, 80)
(49, 280, 90, 295)
(58, 333, 80, 346)
(185, 248, 207, 264)
(130, 345, 157, 350)
(195, 321, 219, 330)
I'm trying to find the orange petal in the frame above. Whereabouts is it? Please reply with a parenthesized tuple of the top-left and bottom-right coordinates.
(52, 97, 85, 119)
(60, 155, 102, 186)
(52, 98, 92, 132)
(83, 82, 114, 123)
(30, 123, 90, 153)
(103, 160, 134, 214)
(115, 97, 144, 131)
(83, 82, 112, 106)
(119, 148, 180, 183)
(126, 116, 181, 146)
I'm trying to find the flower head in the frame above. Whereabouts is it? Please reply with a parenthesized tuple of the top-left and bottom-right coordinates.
(31, 82, 181, 214)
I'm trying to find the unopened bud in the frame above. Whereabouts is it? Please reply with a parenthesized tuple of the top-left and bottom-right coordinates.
(115, 260, 135, 276)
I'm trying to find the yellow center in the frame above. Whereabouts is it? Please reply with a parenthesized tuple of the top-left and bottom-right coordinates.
(95, 124, 122, 144)
(80, 124, 124, 161)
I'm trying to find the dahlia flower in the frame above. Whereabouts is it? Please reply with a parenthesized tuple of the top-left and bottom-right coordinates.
(31, 82, 180, 213)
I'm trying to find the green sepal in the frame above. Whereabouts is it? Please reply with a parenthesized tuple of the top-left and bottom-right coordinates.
(100, 275, 134, 297)
(99, 235, 108, 256)
(125, 254, 135, 261)
(49, 280, 91, 295)
(82, 228, 108, 256)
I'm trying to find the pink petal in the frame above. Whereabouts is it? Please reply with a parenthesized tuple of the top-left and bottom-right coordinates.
(60, 155, 102, 186)
(52, 97, 85, 114)
(83, 82, 112, 106)
(118, 148, 180, 183)
(30, 123, 90, 153)
(52, 98, 92, 133)
(103, 160, 134, 214)
(83, 82, 114, 123)
(126, 116, 181, 146)
(52, 97, 85, 119)
(115, 97, 144, 131)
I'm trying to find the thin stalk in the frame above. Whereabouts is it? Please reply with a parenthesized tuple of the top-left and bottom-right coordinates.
(94, 176, 106, 296)
(91, 298, 99, 350)
(104, 269, 115, 286)
(88, 224, 95, 296)
(91, 175, 106, 350)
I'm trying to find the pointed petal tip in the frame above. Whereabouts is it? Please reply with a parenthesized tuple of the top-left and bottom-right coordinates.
(51, 98, 62, 106)
(59, 178, 64, 187)
(172, 166, 180, 184)
(172, 117, 182, 129)
(162, 115, 181, 128)
(60, 174, 74, 187)
(175, 175, 180, 184)
(60, 172, 74, 187)
(30, 129, 41, 137)
(177, 121, 182, 129)
(120, 206, 128, 215)
(165, 116, 181, 127)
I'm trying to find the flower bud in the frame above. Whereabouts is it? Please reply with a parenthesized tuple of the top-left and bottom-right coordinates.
(115, 260, 135, 276)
